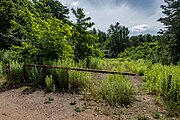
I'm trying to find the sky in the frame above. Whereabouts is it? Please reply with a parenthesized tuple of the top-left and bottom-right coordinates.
(58, 0, 165, 36)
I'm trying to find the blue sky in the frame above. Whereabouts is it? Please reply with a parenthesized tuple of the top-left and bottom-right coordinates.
(58, 0, 165, 36)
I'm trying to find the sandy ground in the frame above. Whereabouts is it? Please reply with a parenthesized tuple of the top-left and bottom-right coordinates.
(0, 76, 178, 120)
(0, 84, 113, 120)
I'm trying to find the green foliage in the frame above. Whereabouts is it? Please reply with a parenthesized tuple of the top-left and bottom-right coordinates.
(9, 61, 24, 84)
(71, 8, 102, 61)
(119, 42, 162, 63)
(144, 64, 180, 115)
(43, 0, 70, 21)
(69, 71, 92, 92)
(0, 0, 19, 49)
(158, 0, 180, 64)
(107, 22, 129, 58)
(45, 75, 54, 91)
(48, 68, 69, 90)
(0, 62, 3, 80)
(91, 74, 134, 106)
(26, 66, 45, 86)
(0, 0, 102, 62)
(12, 16, 74, 63)
(72, 8, 94, 30)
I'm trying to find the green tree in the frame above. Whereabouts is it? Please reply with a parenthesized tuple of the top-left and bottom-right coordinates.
(11, 6, 73, 63)
(0, 0, 43, 50)
(33, 0, 69, 22)
(0, 0, 20, 49)
(72, 8, 95, 30)
(71, 8, 102, 61)
(158, 0, 180, 64)
(107, 22, 129, 57)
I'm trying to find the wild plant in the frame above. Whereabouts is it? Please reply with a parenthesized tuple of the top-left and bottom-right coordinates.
(0, 62, 3, 79)
(68, 70, 92, 92)
(9, 61, 24, 84)
(144, 63, 180, 114)
(91, 74, 134, 106)
(26, 66, 44, 86)
(45, 75, 54, 91)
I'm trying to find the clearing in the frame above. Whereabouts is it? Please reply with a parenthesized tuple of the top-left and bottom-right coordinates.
(0, 76, 178, 120)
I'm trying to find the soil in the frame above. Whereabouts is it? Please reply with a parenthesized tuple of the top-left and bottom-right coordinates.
(0, 76, 179, 120)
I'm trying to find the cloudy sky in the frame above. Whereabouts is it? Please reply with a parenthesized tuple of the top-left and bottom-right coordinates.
(58, 0, 165, 36)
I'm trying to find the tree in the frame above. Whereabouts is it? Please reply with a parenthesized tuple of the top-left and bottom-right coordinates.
(33, 0, 69, 22)
(107, 22, 129, 57)
(158, 0, 180, 64)
(10, 3, 73, 63)
(0, 0, 44, 50)
(71, 8, 102, 61)
(97, 30, 108, 43)
(72, 8, 94, 30)
(0, 0, 19, 49)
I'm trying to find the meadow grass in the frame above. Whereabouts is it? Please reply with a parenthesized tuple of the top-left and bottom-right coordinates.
(144, 64, 180, 115)
(88, 74, 134, 106)
(92, 58, 180, 114)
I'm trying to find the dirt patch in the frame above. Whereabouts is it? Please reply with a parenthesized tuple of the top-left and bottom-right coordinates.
(0, 86, 111, 120)
(0, 76, 179, 120)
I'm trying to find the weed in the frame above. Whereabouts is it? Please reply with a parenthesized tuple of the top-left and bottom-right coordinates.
(152, 111, 160, 119)
(138, 114, 149, 120)
(74, 106, 81, 112)
(45, 75, 54, 92)
(44, 96, 54, 104)
(9, 61, 24, 84)
(91, 74, 134, 106)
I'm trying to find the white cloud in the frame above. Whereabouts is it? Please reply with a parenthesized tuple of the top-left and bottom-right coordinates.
(58, 0, 164, 35)
(71, 1, 79, 7)
(62, 1, 66, 6)
(131, 24, 150, 33)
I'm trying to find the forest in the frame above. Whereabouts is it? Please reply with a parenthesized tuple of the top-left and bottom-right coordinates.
(0, 0, 180, 119)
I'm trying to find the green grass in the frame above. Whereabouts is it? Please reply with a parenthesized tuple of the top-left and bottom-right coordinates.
(45, 75, 54, 91)
(89, 74, 134, 106)
(144, 64, 180, 115)
(9, 61, 24, 84)
(0, 63, 6, 87)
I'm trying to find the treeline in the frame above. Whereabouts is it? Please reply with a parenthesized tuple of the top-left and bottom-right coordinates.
(0, 0, 179, 65)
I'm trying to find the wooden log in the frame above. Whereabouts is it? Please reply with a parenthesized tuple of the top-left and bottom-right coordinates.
(24, 64, 137, 76)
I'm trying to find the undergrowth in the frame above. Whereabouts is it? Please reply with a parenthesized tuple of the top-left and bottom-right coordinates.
(1, 57, 180, 114)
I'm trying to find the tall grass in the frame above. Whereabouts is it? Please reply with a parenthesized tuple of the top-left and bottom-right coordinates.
(0, 62, 3, 79)
(144, 64, 180, 115)
(89, 74, 134, 106)
(1, 58, 137, 106)
(0, 62, 6, 86)
(25, 66, 45, 86)
(45, 75, 54, 91)
(9, 61, 24, 84)
(68, 70, 92, 92)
